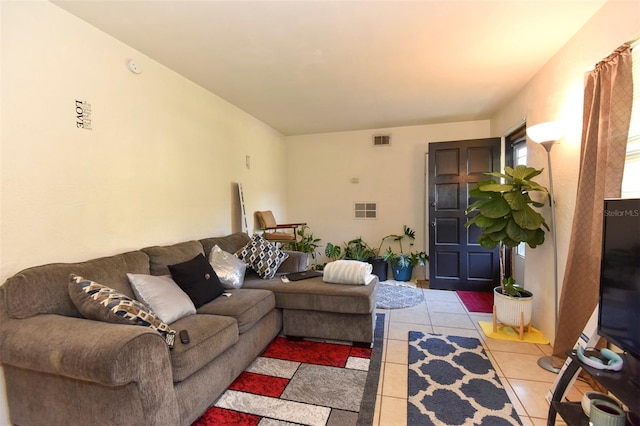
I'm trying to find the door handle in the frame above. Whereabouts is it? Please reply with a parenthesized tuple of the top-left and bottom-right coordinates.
(431, 222, 436, 227)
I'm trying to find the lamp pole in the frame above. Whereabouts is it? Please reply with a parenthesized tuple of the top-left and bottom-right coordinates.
(526, 121, 562, 374)
(537, 141, 560, 374)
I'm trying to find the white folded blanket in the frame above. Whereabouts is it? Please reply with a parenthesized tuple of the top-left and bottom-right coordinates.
(323, 260, 374, 285)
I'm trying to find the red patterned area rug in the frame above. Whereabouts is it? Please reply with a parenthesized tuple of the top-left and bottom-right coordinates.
(193, 314, 385, 426)
(456, 290, 494, 313)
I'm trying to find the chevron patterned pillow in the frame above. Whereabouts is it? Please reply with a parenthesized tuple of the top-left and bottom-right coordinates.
(69, 274, 176, 347)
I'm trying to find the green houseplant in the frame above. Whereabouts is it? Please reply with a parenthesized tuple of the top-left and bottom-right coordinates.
(324, 242, 343, 262)
(464, 165, 550, 336)
(367, 234, 395, 281)
(324, 237, 374, 262)
(382, 225, 428, 281)
(343, 238, 375, 261)
(324, 237, 390, 280)
(282, 225, 321, 268)
(465, 164, 550, 285)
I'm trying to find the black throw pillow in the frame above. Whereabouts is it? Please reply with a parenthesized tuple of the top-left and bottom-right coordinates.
(168, 254, 224, 308)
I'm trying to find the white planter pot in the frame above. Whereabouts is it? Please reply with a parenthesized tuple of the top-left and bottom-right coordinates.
(493, 286, 533, 339)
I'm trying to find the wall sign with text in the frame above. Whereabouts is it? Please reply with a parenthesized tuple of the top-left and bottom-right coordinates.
(75, 99, 92, 130)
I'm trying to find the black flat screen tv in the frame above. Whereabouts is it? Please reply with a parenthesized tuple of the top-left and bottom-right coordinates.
(598, 198, 640, 359)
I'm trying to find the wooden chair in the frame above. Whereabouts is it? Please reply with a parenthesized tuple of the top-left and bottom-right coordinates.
(255, 211, 306, 243)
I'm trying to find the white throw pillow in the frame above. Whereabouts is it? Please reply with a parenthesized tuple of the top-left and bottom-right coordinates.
(126, 273, 196, 324)
(209, 245, 247, 289)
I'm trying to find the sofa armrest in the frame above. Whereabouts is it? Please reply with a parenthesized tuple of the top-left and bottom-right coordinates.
(0, 313, 180, 425)
(0, 314, 170, 386)
(279, 250, 309, 273)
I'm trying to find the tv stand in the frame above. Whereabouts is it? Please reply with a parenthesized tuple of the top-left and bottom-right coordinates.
(547, 351, 640, 425)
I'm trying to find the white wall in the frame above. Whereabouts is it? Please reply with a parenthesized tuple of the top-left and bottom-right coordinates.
(0, 3, 287, 423)
(285, 120, 491, 273)
(0, 1, 288, 282)
(491, 0, 640, 343)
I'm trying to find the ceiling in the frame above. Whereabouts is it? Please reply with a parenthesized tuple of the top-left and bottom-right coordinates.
(53, 0, 607, 136)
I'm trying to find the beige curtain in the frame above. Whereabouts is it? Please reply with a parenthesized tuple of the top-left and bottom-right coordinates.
(552, 44, 633, 364)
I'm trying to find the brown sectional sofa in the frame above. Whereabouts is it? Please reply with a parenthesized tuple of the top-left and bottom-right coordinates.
(0, 232, 378, 426)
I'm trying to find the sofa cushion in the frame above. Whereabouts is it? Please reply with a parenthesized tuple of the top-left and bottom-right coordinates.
(168, 313, 239, 382)
(69, 275, 176, 347)
(208, 245, 246, 289)
(200, 232, 251, 258)
(168, 254, 224, 308)
(141, 240, 204, 276)
(196, 289, 275, 334)
(242, 275, 377, 315)
(126, 273, 196, 324)
(236, 234, 289, 279)
(277, 250, 310, 274)
(3, 251, 149, 319)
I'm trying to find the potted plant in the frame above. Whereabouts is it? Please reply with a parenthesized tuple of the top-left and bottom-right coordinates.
(343, 238, 375, 261)
(324, 237, 390, 280)
(382, 225, 428, 281)
(283, 225, 321, 269)
(324, 237, 372, 261)
(367, 235, 394, 281)
(465, 165, 549, 337)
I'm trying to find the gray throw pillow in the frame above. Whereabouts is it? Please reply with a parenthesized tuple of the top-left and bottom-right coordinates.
(69, 274, 176, 347)
(126, 273, 196, 324)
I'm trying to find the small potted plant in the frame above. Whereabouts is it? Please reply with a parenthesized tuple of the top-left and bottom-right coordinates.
(324, 237, 373, 261)
(283, 225, 321, 269)
(343, 238, 375, 261)
(382, 225, 428, 281)
(325, 237, 391, 280)
(365, 235, 392, 281)
(465, 165, 549, 337)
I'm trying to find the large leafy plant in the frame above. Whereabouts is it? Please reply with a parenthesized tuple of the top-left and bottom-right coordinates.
(382, 225, 428, 268)
(465, 165, 550, 249)
(465, 165, 550, 294)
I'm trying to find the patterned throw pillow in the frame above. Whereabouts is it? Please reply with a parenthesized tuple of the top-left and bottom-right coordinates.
(235, 234, 289, 279)
(69, 274, 176, 348)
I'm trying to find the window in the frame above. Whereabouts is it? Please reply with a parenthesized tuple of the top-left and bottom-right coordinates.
(505, 124, 527, 261)
(621, 43, 640, 198)
(513, 142, 527, 257)
(514, 143, 527, 166)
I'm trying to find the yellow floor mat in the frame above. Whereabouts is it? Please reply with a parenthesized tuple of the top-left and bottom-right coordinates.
(478, 321, 550, 344)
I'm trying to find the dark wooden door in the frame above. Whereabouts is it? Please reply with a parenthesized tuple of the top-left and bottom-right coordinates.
(428, 138, 501, 291)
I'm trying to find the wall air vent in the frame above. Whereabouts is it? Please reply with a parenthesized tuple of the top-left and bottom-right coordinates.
(373, 135, 391, 146)
(354, 202, 377, 219)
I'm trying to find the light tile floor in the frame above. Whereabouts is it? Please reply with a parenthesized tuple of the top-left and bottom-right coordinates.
(372, 287, 593, 425)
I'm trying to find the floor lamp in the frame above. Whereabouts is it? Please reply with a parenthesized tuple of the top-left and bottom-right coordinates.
(526, 121, 563, 374)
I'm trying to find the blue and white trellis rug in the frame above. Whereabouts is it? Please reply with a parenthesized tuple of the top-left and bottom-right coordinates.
(408, 332, 522, 426)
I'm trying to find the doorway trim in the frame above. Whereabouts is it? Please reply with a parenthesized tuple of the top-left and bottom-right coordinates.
(502, 118, 527, 284)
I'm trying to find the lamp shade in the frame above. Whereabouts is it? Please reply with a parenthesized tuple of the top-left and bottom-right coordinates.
(527, 121, 563, 143)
